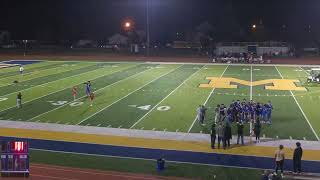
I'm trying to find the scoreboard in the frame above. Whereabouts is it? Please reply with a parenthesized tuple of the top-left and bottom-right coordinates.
(0, 141, 29, 177)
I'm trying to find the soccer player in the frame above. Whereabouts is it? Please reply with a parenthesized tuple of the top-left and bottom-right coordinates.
(84, 81, 91, 97)
(16, 92, 22, 108)
(72, 86, 77, 101)
(267, 101, 273, 124)
(89, 92, 95, 106)
(19, 66, 24, 75)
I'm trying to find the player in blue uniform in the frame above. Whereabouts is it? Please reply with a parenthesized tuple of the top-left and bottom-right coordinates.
(84, 81, 91, 97)
(267, 101, 273, 124)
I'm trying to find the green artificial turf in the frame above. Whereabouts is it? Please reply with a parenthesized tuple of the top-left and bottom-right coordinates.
(0, 61, 319, 140)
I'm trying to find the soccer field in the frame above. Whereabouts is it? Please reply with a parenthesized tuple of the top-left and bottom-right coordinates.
(0, 61, 319, 141)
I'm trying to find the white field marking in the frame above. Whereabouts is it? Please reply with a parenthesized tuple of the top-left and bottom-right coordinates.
(290, 136, 292, 140)
(0, 65, 135, 113)
(299, 67, 310, 76)
(107, 125, 111, 128)
(97, 124, 101, 127)
(250, 65, 253, 101)
(152, 128, 155, 131)
(76, 65, 183, 125)
(304, 137, 306, 140)
(253, 68, 260, 71)
(65, 122, 70, 125)
(86, 123, 90, 126)
(176, 129, 179, 132)
(0, 64, 98, 98)
(200, 131, 203, 134)
(163, 128, 167, 132)
(56, 121, 60, 124)
(276, 136, 279, 139)
(130, 65, 205, 129)
(28, 65, 152, 121)
(45, 59, 320, 67)
(140, 127, 144, 130)
(187, 65, 229, 133)
(275, 66, 319, 141)
(118, 125, 122, 128)
(36, 119, 41, 122)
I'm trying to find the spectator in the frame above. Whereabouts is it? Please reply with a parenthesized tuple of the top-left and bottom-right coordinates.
(214, 104, 220, 124)
(293, 142, 303, 174)
(16, 92, 22, 108)
(237, 121, 244, 145)
(224, 123, 232, 149)
(254, 119, 261, 143)
(216, 122, 224, 149)
(274, 145, 285, 177)
(210, 123, 216, 149)
(200, 105, 207, 125)
(261, 170, 269, 180)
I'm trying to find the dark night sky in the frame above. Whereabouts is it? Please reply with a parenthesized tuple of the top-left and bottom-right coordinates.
(1, 0, 320, 42)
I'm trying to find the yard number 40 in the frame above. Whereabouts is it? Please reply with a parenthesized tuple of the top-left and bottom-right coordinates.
(136, 105, 171, 111)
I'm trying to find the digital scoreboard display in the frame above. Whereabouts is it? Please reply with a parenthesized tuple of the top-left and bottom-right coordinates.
(0, 141, 29, 177)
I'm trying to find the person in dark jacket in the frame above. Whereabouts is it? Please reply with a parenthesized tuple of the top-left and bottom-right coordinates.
(210, 123, 216, 149)
(216, 123, 224, 149)
(293, 142, 303, 174)
(237, 121, 244, 145)
(254, 120, 261, 143)
(223, 123, 232, 149)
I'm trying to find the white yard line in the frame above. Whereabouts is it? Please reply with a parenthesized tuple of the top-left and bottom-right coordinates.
(130, 65, 206, 129)
(28, 66, 153, 121)
(299, 66, 310, 76)
(275, 66, 319, 141)
(187, 65, 229, 133)
(0, 64, 137, 113)
(0, 64, 97, 98)
(250, 65, 253, 100)
(76, 65, 183, 125)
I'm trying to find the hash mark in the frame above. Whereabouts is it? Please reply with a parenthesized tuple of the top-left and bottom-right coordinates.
(140, 127, 144, 130)
(176, 129, 179, 132)
(97, 124, 101, 127)
(163, 128, 167, 132)
(107, 125, 111, 128)
(86, 123, 90, 126)
(65, 122, 70, 125)
(303, 137, 306, 140)
(152, 128, 155, 131)
(118, 125, 122, 128)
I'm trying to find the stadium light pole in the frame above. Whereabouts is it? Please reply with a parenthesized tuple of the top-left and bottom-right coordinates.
(146, 0, 150, 56)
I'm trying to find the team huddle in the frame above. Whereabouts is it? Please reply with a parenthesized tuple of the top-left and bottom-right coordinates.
(197, 99, 273, 125)
(214, 99, 273, 124)
(196, 99, 274, 149)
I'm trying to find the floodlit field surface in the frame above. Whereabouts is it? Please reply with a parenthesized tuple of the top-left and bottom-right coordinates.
(1, 61, 319, 141)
